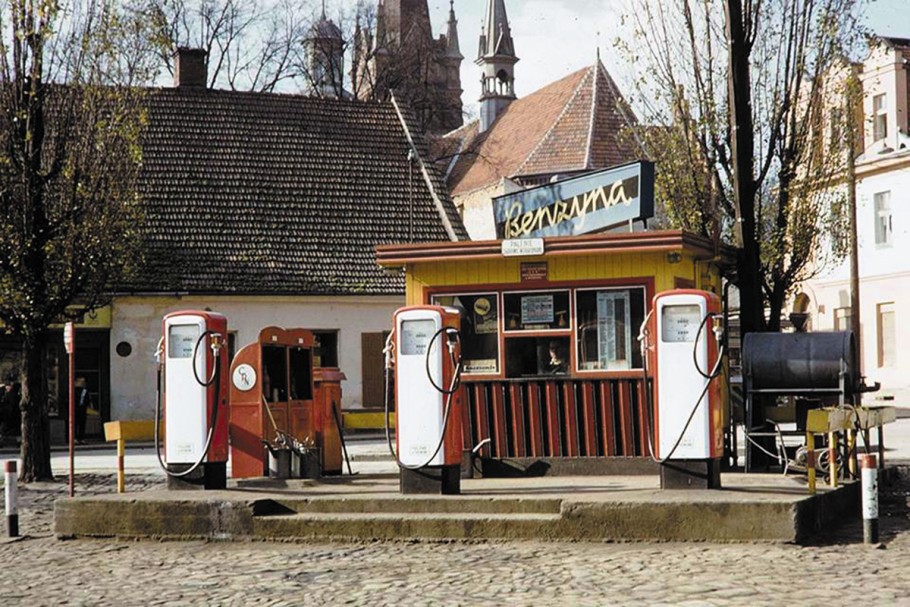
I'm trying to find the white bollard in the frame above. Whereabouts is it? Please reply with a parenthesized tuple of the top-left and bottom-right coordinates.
(4, 460, 17, 537)
(861, 453, 878, 544)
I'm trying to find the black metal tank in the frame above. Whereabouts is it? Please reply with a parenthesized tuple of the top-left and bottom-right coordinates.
(742, 331, 858, 393)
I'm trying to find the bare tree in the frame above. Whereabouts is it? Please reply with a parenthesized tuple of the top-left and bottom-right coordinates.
(139, 0, 314, 92)
(619, 0, 865, 332)
(0, 0, 147, 481)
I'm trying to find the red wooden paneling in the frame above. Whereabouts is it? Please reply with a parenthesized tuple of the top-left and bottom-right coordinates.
(598, 381, 615, 455)
(635, 379, 651, 458)
(473, 384, 489, 451)
(545, 382, 561, 456)
(491, 384, 507, 458)
(561, 382, 579, 457)
(509, 383, 526, 457)
(527, 382, 543, 457)
(581, 382, 597, 456)
(618, 380, 635, 456)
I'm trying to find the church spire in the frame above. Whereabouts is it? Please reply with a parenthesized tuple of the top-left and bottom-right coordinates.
(476, 0, 518, 132)
(445, 0, 463, 60)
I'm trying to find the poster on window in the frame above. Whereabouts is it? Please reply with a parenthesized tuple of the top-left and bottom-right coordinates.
(521, 294, 554, 325)
(472, 296, 499, 334)
(597, 291, 631, 369)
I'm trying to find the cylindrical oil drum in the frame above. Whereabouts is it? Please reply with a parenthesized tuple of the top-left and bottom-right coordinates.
(742, 331, 857, 393)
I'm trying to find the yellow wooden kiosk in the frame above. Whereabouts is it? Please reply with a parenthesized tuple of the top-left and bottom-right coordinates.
(377, 229, 737, 470)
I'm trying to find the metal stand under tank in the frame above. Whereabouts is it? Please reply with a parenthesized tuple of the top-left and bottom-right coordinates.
(660, 460, 722, 490)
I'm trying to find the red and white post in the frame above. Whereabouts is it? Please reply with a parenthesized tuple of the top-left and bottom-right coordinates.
(861, 453, 879, 544)
(4, 460, 17, 537)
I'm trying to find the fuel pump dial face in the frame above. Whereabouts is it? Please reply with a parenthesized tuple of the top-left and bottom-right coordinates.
(232, 363, 257, 391)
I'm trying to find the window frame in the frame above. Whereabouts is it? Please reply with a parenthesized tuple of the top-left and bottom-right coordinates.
(426, 277, 654, 380)
(874, 191, 893, 247)
(873, 93, 888, 142)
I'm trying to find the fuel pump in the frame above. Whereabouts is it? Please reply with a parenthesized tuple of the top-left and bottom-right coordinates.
(385, 306, 464, 495)
(641, 290, 725, 489)
(155, 311, 230, 490)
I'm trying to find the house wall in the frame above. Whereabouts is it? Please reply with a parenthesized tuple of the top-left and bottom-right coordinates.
(109, 294, 403, 420)
(806, 162, 910, 403)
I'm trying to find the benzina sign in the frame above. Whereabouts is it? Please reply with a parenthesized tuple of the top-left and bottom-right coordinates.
(493, 161, 655, 239)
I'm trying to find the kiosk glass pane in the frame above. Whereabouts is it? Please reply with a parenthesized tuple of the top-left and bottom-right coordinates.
(431, 294, 500, 374)
(503, 291, 570, 332)
(576, 288, 645, 370)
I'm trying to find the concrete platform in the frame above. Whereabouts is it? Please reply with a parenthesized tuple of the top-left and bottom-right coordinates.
(54, 471, 864, 544)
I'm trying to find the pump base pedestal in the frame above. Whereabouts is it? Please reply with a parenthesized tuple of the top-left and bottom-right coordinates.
(660, 459, 721, 490)
(166, 462, 227, 491)
(400, 465, 460, 495)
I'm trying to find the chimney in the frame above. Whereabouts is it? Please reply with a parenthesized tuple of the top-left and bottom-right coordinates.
(174, 48, 208, 88)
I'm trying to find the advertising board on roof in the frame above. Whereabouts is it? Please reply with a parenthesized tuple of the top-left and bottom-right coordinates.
(493, 161, 655, 239)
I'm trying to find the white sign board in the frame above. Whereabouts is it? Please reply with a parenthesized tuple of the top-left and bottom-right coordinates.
(501, 238, 545, 257)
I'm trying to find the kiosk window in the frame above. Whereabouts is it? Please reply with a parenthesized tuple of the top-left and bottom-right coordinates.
(576, 288, 645, 370)
(261, 345, 288, 403)
(289, 347, 313, 400)
(432, 294, 500, 374)
(504, 291, 570, 331)
(505, 336, 570, 377)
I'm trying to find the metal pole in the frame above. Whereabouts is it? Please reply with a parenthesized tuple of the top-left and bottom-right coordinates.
(69, 340, 75, 498)
(4, 460, 17, 537)
(861, 453, 879, 544)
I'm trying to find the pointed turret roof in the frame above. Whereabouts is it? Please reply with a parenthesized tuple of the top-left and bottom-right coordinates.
(445, 0, 463, 60)
(478, 0, 515, 59)
(442, 60, 639, 196)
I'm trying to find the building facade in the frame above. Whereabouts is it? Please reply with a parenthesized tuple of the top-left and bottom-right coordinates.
(804, 37, 910, 404)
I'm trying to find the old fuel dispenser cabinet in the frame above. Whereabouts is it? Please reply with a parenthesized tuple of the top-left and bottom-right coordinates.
(648, 290, 724, 489)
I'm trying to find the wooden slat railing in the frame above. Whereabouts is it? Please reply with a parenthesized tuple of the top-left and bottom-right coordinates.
(463, 377, 651, 458)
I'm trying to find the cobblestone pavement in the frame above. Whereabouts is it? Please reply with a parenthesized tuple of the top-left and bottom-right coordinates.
(2, 471, 910, 606)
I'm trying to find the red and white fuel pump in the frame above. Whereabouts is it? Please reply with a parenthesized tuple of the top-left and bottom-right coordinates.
(644, 290, 725, 489)
(386, 306, 464, 495)
(155, 311, 230, 490)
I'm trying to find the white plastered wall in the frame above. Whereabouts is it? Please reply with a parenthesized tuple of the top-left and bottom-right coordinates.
(109, 294, 403, 420)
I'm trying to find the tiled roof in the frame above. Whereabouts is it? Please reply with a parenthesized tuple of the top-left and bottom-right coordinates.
(444, 60, 638, 196)
(122, 88, 466, 296)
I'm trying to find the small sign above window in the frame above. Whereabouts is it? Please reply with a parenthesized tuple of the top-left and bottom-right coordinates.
(520, 262, 548, 282)
(501, 238, 544, 257)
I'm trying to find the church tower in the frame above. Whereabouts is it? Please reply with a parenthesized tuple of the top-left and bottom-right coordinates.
(355, 0, 464, 134)
(304, 1, 345, 98)
(476, 0, 518, 133)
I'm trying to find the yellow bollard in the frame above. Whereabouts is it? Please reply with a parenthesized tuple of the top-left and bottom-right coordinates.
(117, 438, 125, 494)
(847, 430, 856, 478)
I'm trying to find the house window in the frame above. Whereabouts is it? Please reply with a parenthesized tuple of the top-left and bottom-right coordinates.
(576, 288, 646, 371)
(431, 293, 500, 374)
(873, 93, 888, 142)
(312, 330, 339, 368)
(874, 191, 892, 246)
(361, 332, 390, 407)
(877, 302, 895, 368)
(834, 307, 852, 332)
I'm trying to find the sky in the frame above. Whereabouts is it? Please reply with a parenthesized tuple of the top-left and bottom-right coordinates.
(403, 0, 910, 117)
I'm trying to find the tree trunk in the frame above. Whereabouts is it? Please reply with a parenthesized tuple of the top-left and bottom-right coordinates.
(725, 0, 764, 335)
(19, 334, 54, 483)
